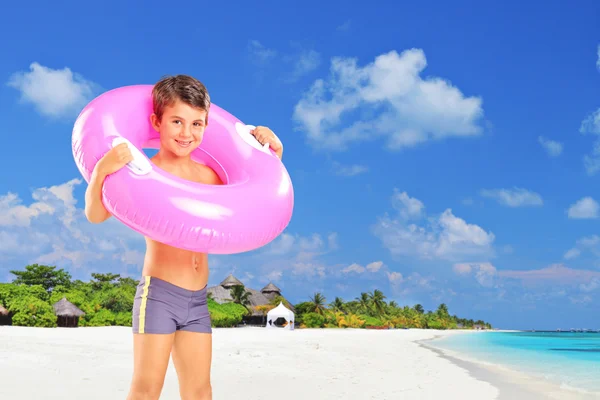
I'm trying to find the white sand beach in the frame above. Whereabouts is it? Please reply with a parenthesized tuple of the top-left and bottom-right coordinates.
(0, 326, 595, 399)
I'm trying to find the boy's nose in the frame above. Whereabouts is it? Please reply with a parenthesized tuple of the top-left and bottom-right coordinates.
(180, 127, 193, 137)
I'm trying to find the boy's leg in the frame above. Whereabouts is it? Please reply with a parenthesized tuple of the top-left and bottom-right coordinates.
(127, 333, 175, 400)
(172, 286, 213, 400)
(127, 276, 179, 400)
(172, 331, 213, 400)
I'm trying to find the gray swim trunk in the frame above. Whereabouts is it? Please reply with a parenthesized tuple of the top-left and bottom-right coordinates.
(132, 276, 212, 334)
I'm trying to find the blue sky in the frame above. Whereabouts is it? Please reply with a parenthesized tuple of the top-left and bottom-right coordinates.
(1, 0, 599, 330)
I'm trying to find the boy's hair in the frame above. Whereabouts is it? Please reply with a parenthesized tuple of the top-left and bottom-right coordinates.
(152, 74, 211, 122)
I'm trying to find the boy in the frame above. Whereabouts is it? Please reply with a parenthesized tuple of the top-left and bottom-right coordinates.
(84, 74, 283, 400)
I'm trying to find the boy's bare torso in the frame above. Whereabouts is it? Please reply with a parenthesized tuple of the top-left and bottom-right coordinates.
(142, 157, 221, 291)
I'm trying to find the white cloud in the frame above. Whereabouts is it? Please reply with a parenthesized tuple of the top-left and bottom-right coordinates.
(247, 40, 277, 64)
(342, 263, 365, 274)
(264, 233, 296, 255)
(564, 235, 600, 262)
(452, 263, 473, 275)
(341, 260, 384, 274)
(386, 271, 403, 283)
(0, 179, 145, 278)
(567, 197, 599, 219)
(453, 262, 498, 288)
(480, 187, 543, 207)
(580, 109, 600, 175)
(366, 261, 383, 272)
(263, 231, 338, 263)
(373, 190, 495, 261)
(569, 295, 593, 305)
(7, 62, 98, 118)
(291, 262, 326, 278)
(580, 278, 600, 293)
(293, 48, 485, 151)
(327, 232, 339, 250)
(538, 136, 563, 157)
(499, 264, 600, 288)
(244, 231, 340, 281)
(0, 192, 55, 227)
(331, 162, 369, 176)
(292, 49, 321, 78)
(564, 248, 581, 260)
(248, 40, 320, 82)
(391, 190, 425, 219)
(336, 20, 351, 32)
(266, 270, 283, 282)
(454, 262, 600, 304)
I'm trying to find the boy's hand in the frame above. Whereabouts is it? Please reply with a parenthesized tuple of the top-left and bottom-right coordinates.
(251, 126, 283, 159)
(96, 143, 134, 176)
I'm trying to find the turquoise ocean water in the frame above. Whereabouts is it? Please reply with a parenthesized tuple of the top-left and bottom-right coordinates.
(431, 331, 600, 394)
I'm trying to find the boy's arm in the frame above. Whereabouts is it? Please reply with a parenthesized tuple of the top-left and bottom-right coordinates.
(84, 168, 112, 223)
(84, 142, 133, 224)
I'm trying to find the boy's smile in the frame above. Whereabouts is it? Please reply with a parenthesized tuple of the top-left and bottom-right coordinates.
(150, 100, 208, 157)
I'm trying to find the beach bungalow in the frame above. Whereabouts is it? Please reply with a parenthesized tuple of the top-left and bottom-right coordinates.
(0, 304, 11, 326)
(52, 298, 85, 328)
(207, 274, 295, 325)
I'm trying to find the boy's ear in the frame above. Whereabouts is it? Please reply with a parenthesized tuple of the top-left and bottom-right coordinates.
(150, 113, 160, 131)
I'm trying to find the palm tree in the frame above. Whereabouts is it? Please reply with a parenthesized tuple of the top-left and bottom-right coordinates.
(414, 304, 424, 314)
(355, 292, 371, 314)
(229, 285, 251, 307)
(368, 289, 387, 316)
(330, 297, 345, 312)
(309, 292, 327, 315)
(437, 303, 449, 317)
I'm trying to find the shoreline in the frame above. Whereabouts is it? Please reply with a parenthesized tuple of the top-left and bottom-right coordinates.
(420, 333, 600, 400)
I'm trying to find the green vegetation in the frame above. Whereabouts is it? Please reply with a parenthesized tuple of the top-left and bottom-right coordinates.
(0, 265, 492, 330)
(0, 264, 248, 328)
(294, 290, 493, 330)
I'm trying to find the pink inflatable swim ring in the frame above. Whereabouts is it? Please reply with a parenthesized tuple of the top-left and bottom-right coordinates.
(72, 85, 294, 254)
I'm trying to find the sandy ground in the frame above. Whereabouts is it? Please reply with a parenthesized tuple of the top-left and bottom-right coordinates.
(0, 326, 593, 399)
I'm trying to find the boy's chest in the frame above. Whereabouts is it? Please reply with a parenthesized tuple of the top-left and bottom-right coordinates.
(161, 164, 213, 184)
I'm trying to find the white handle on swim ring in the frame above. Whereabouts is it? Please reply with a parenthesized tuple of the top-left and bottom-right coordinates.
(111, 137, 153, 175)
(237, 123, 272, 154)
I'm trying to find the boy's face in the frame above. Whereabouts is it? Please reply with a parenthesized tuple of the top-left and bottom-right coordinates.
(150, 100, 208, 157)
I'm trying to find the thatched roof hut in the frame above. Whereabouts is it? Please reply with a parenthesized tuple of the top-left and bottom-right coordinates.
(0, 304, 11, 326)
(220, 274, 244, 288)
(53, 297, 85, 327)
(207, 274, 294, 318)
(53, 298, 85, 317)
(260, 282, 282, 301)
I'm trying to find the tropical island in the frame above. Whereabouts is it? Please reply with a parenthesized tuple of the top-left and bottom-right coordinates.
(0, 264, 492, 330)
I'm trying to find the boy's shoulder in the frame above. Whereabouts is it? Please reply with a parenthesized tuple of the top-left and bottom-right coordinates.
(191, 161, 222, 185)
